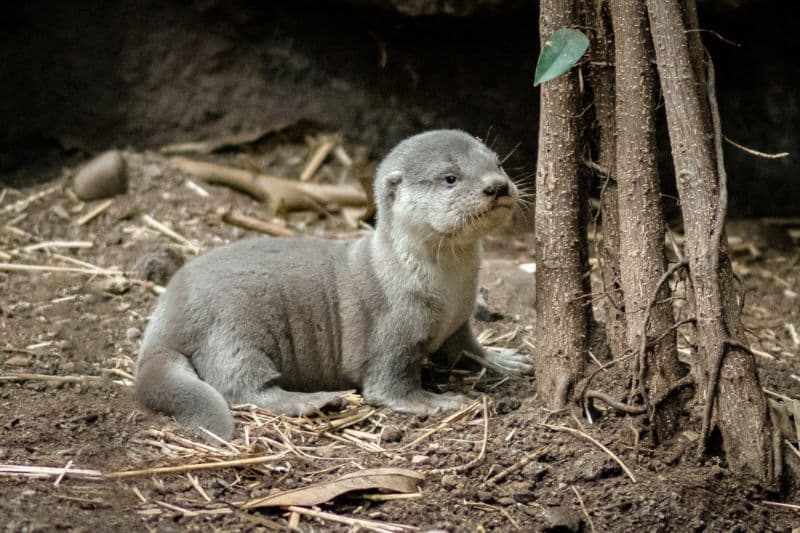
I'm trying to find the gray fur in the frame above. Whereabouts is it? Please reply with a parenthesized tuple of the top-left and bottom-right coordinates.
(135, 129, 532, 440)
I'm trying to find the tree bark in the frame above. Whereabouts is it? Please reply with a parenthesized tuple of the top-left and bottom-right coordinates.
(646, 0, 775, 481)
(534, 0, 590, 408)
(610, 0, 683, 441)
(589, 0, 628, 361)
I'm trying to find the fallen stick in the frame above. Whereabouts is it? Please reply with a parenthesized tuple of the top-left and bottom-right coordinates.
(220, 209, 296, 237)
(0, 185, 60, 216)
(22, 240, 94, 253)
(431, 396, 489, 474)
(284, 505, 417, 532)
(104, 452, 290, 479)
(142, 214, 200, 253)
(300, 137, 337, 182)
(398, 401, 481, 451)
(572, 485, 597, 533)
(160, 127, 277, 155)
(170, 157, 366, 213)
(74, 200, 113, 226)
(0, 263, 122, 276)
(487, 446, 549, 484)
(0, 464, 103, 481)
(762, 500, 800, 511)
(0, 373, 103, 384)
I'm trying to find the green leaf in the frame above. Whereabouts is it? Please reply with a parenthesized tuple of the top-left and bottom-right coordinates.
(534, 28, 589, 87)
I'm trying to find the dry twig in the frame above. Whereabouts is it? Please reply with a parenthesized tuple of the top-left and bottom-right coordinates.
(540, 423, 636, 482)
(220, 209, 295, 237)
(431, 396, 489, 474)
(0, 263, 122, 276)
(105, 452, 290, 479)
(487, 446, 549, 484)
(74, 200, 113, 226)
(142, 214, 199, 253)
(300, 136, 337, 182)
(723, 136, 789, 160)
(572, 485, 596, 533)
(284, 505, 417, 532)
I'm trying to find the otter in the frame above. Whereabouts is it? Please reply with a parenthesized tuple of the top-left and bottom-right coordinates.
(135, 129, 533, 440)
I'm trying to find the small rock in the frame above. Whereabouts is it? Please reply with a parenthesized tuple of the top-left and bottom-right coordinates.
(11, 301, 32, 314)
(50, 204, 71, 220)
(27, 381, 48, 392)
(522, 461, 549, 482)
(501, 481, 535, 503)
(132, 243, 185, 286)
(496, 399, 521, 414)
(73, 150, 127, 201)
(477, 490, 494, 502)
(441, 474, 459, 489)
(574, 451, 622, 482)
(94, 276, 131, 295)
(411, 455, 429, 465)
(543, 505, 583, 533)
(126, 327, 142, 340)
(81, 313, 99, 323)
(429, 455, 446, 468)
(5, 356, 31, 366)
(381, 425, 404, 444)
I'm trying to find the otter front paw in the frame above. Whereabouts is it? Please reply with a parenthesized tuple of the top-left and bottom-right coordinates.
(370, 390, 469, 415)
(485, 347, 534, 376)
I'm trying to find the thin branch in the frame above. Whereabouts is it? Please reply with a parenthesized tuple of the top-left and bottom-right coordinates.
(723, 136, 790, 160)
(540, 423, 636, 482)
(430, 396, 489, 473)
(285, 505, 418, 532)
(684, 28, 741, 47)
(104, 452, 290, 479)
(571, 485, 597, 533)
(486, 446, 549, 485)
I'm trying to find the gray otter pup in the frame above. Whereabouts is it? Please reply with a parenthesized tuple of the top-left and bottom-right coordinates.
(135, 129, 533, 440)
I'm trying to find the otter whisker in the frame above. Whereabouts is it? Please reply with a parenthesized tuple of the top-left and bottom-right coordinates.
(500, 141, 522, 165)
(484, 125, 497, 150)
(516, 198, 533, 208)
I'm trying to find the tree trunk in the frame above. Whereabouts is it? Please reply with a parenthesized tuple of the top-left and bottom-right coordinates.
(589, 0, 628, 361)
(610, 0, 682, 441)
(534, 0, 590, 408)
(646, 0, 775, 481)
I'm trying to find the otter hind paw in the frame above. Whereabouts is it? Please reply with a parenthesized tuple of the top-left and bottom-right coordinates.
(485, 347, 534, 376)
(254, 389, 351, 417)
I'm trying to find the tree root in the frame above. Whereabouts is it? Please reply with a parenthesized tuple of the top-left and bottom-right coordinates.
(585, 375, 694, 417)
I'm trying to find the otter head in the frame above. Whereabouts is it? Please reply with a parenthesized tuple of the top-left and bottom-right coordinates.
(374, 129, 518, 244)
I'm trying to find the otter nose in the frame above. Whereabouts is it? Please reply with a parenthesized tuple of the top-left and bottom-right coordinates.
(483, 176, 510, 198)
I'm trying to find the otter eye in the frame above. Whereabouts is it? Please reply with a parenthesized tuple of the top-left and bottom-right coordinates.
(443, 175, 458, 185)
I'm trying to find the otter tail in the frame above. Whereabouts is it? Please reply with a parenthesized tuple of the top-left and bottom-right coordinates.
(135, 347, 234, 441)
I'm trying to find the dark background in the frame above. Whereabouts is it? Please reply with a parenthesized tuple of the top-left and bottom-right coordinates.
(1, 0, 797, 216)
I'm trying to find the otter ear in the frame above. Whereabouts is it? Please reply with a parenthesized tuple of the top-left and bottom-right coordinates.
(382, 170, 402, 205)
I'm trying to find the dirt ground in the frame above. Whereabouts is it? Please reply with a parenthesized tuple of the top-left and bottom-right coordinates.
(1, 134, 799, 531)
